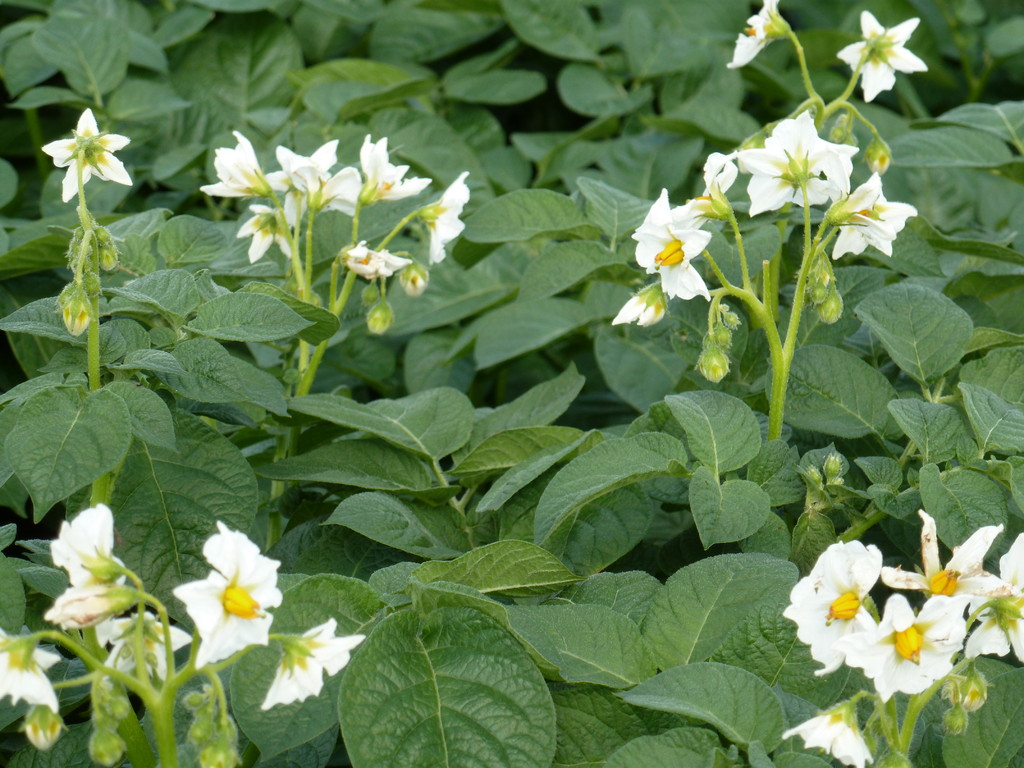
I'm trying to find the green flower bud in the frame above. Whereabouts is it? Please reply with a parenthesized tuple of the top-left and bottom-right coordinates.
(24, 706, 63, 751)
(83, 271, 101, 297)
(361, 283, 380, 304)
(89, 727, 125, 768)
(877, 754, 912, 768)
(57, 282, 91, 337)
(865, 136, 893, 175)
(697, 344, 730, 383)
(199, 737, 240, 768)
(828, 112, 855, 144)
(712, 326, 732, 348)
(823, 452, 844, 485)
(400, 262, 429, 297)
(720, 308, 740, 330)
(91, 678, 132, 726)
(189, 717, 216, 747)
(95, 228, 119, 271)
(817, 286, 844, 324)
(366, 300, 393, 335)
(943, 705, 969, 735)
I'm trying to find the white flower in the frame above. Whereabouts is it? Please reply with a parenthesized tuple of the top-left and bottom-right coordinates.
(835, 593, 968, 701)
(675, 153, 740, 224)
(172, 522, 282, 669)
(237, 204, 293, 264)
(424, 172, 470, 264)
(783, 541, 882, 675)
(97, 611, 191, 681)
(24, 705, 63, 751)
(41, 109, 132, 203)
(783, 708, 873, 768)
(268, 141, 362, 219)
(727, 0, 784, 69)
(737, 111, 858, 216)
(260, 619, 365, 710)
(400, 262, 429, 297)
(881, 509, 1009, 598)
(358, 135, 431, 205)
(44, 584, 135, 630)
(612, 284, 667, 327)
(837, 12, 928, 103)
(200, 132, 273, 199)
(965, 533, 1024, 660)
(831, 174, 917, 260)
(0, 629, 60, 712)
(345, 241, 411, 280)
(631, 189, 712, 300)
(50, 504, 125, 588)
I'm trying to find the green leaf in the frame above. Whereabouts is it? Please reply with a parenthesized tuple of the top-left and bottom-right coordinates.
(232, 575, 381, 759)
(158, 337, 288, 416)
(786, 345, 898, 438)
(499, 0, 599, 62)
(258, 439, 435, 493)
(576, 177, 651, 242)
(240, 282, 340, 345)
(452, 426, 585, 484)
(507, 604, 656, 688)
(943, 667, 1024, 768)
(369, 7, 500, 64)
(0, 235, 67, 279)
(0, 556, 25, 632)
(186, 293, 312, 342)
(932, 102, 1024, 144)
(107, 269, 201, 325)
(557, 64, 652, 117)
(156, 216, 228, 267)
(110, 410, 257, 606)
(533, 433, 686, 551)
(474, 298, 593, 368)
(891, 126, 1014, 168)
(688, 467, 771, 549)
(520, 241, 625, 301)
(413, 540, 581, 597)
(643, 553, 797, 668)
(556, 571, 661, 624)
(326, 492, 466, 559)
(617, 662, 784, 750)
(854, 283, 972, 383)
(560, 485, 657, 576)
(105, 381, 176, 450)
(888, 398, 976, 464)
(711, 605, 850, 708)
(463, 189, 600, 243)
(919, 464, 1008, 547)
(961, 348, 1024, 409)
(665, 391, 761, 475)
(747, 440, 804, 507)
(605, 727, 722, 768)
(33, 17, 129, 97)
(445, 68, 546, 105)
(6, 388, 131, 519)
(107, 79, 190, 121)
(0, 524, 15, 551)
(959, 383, 1024, 456)
(595, 327, 688, 413)
(289, 388, 475, 459)
(470, 364, 586, 446)
(339, 607, 556, 768)
(910, 217, 1024, 267)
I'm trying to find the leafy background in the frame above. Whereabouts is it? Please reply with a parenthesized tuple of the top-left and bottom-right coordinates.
(1, 0, 1024, 766)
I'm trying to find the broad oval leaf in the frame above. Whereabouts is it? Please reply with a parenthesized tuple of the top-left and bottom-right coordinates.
(688, 468, 771, 549)
(327, 491, 467, 559)
(187, 292, 313, 342)
(339, 607, 556, 768)
(959, 382, 1024, 456)
(463, 189, 600, 243)
(413, 540, 581, 597)
(258, 439, 436, 493)
(604, 727, 721, 768)
(918, 464, 1008, 547)
(943, 667, 1024, 768)
(888, 398, 976, 465)
(665, 391, 761, 475)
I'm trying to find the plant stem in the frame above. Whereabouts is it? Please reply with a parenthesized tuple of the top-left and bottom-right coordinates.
(118, 707, 157, 768)
(785, 28, 824, 115)
(376, 206, 427, 251)
(151, 697, 181, 768)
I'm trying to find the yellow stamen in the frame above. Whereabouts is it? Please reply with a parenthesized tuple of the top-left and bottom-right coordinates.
(222, 585, 261, 620)
(744, 26, 757, 36)
(929, 569, 959, 596)
(827, 591, 861, 622)
(655, 239, 685, 267)
(895, 625, 922, 663)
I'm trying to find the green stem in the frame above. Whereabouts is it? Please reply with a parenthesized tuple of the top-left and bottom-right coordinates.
(839, 503, 884, 542)
(294, 270, 358, 398)
(118, 706, 157, 768)
(898, 660, 968, 754)
(727, 211, 753, 294)
(785, 27, 824, 114)
(303, 208, 317, 298)
(822, 59, 865, 118)
(25, 109, 49, 180)
(376, 206, 428, 252)
(151, 697, 181, 768)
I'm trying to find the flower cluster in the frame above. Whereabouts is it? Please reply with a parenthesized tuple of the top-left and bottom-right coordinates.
(3, 504, 364, 757)
(783, 511, 1022, 766)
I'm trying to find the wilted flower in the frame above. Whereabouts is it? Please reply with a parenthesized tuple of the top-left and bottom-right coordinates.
(837, 12, 928, 103)
(835, 593, 968, 701)
(783, 703, 873, 768)
(737, 111, 858, 216)
(236, 205, 292, 264)
(727, 0, 787, 69)
(422, 172, 470, 264)
(357, 135, 430, 205)
(830, 174, 917, 260)
(41, 109, 132, 203)
(200, 132, 274, 199)
(0, 630, 60, 711)
(44, 584, 136, 630)
(345, 242, 411, 280)
(880, 509, 1009, 598)
(173, 522, 282, 669)
(261, 620, 365, 710)
(613, 284, 668, 327)
(632, 190, 712, 300)
(783, 540, 882, 674)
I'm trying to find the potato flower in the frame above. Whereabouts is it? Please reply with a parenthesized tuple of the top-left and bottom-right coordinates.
(783, 704, 873, 768)
(50, 503, 125, 588)
(200, 132, 274, 199)
(0, 629, 60, 712)
(261, 620, 365, 710)
(423, 171, 470, 264)
(727, 0, 786, 69)
(358, 135, 430, 205)
(965, 532, 1024, 660)
(837, 12, 928, 103)
(632, 190, 712, 301)
(830, 174, 917, 260)
(345, 242, 411, 280)
(41, 109, 131, 203)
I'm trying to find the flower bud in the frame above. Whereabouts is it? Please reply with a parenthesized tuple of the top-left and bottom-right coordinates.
(83, 271, 101, 297)
(45, 584, 136, 630)
(712, 326, 732, 348)
(739, 128, 767, 151)
(823, 452, 844, 485)
(817, 287, 844, 324)
(697, 344, 730, 384)
(58, 282, 91, 337)
(24, 706, 63, 751)
(865, 137, 892, 175)
(943, 705, 969, 735)
(200, 737, 240, 768)
(366, 300, 393, 335)
(400, 262, 429, 297)
(189, 716, 216, 747)
(877, 754, 912, 768)
(361, 283, 379, 304)
(720, 308, 740, 329)
(95, 228, 119, 271)
(89, 727, 125, 767)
